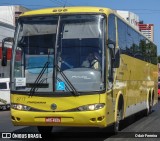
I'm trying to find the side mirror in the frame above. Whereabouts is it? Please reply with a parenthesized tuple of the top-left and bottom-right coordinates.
(108, 42, 115, 58)
(2, 47, 7, 66)
(1, 37, 14, 66)
(113, 48, 120, 68)
(108, 40, 120, 68)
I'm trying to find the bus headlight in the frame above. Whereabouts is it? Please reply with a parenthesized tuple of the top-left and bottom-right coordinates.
(11, 104, 31, 111)
(78, 103, 105, 111)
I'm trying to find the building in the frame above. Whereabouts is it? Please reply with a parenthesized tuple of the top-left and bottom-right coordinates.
(0, 5, 30, 26)
(116, 10, 154, 42)
(0, 5, 30, 78)
(116, 10, 139, 30)
(138, 22, 154, 42)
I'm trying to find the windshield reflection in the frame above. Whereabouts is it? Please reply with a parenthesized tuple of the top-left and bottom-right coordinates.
(12, 14, 105, 93)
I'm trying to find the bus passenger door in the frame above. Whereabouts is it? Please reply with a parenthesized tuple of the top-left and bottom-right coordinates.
(106, 14, 117, 124)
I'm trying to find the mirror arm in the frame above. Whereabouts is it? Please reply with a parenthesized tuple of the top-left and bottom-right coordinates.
(1, 37, 14, 66)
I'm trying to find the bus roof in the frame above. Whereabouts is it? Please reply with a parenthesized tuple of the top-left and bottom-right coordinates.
(20, 6, 113, 17)
(19, 6, 155, 44)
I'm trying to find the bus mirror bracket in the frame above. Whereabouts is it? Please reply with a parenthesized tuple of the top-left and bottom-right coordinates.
(108, 42, 115, 58)
(113, 48, 120, 68)
(1, 37, 14, 66)
(108, 41, 120, 68)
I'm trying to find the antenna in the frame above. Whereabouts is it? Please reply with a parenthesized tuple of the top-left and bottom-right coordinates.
(63, 0, 67, 8)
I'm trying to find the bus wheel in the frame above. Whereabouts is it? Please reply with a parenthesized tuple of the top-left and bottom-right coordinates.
(37, 126, 53, 134)
(114, 108, 122, 133)
(145, 95, 152, 116)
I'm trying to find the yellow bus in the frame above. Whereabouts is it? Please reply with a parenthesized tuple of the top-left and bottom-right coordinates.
(2, 7, 158, 133)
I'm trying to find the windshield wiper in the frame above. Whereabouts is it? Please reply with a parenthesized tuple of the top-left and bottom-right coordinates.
(29, 62, 50, 96)
(56, 65, 80, 96)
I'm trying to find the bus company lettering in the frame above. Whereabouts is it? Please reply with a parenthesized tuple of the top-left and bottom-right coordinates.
(27, 101, 46, 104)
(72, 76, 91, 79)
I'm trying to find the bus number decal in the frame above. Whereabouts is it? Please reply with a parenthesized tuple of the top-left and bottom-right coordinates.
(16, 97, 26, 102)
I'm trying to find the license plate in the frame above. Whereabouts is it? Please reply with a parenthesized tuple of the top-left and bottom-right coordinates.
(45, 117, 61, 123)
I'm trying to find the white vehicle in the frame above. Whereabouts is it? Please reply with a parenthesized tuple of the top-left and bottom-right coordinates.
(0, 78, 10, 110)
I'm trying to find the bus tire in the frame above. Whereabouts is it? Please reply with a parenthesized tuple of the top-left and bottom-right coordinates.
(114, 96, 124, 134)
(114, 109, 121, 133)
(145, 94, 152, 116)
(152, 93, 154, 108)
(37, 126, 53, 135)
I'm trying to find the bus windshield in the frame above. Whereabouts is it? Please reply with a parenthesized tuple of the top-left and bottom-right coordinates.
(11, 14, 105, 94)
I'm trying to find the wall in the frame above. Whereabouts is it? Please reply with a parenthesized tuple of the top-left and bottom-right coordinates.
(0, 6, 15, 26)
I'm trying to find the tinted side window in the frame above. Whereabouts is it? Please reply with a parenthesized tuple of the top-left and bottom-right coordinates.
(117, 19, 127, 52)
(115, 17, 157, 65)
(0, 83, 7, 89)
(150, 43, 157, 65)
(140, 36, 147, 61)
(108, 14, 116, 44)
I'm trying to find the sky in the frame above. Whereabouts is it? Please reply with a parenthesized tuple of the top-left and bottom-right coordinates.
(0, 0, 160, 54)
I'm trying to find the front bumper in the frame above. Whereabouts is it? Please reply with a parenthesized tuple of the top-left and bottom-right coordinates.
(11, 108, 107, 128)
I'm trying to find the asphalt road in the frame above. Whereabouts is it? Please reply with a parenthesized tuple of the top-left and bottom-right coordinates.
(0, 101, 160, 141)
